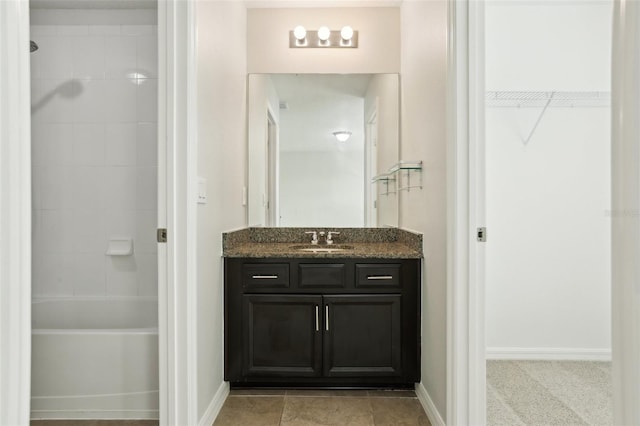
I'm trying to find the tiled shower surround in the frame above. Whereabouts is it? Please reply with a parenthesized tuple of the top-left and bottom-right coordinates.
(31, 17, 158, 297)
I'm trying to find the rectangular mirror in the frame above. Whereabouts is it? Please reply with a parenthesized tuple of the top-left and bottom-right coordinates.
(247, 73, 399, 227)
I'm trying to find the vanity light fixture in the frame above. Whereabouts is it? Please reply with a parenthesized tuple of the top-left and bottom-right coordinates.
(333, 131, 352, 142)
(289, 26, 358, 48)
(293, 25, 307, 46)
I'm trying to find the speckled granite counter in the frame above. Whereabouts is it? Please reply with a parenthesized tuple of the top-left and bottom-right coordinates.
(223, 227, 423, 259)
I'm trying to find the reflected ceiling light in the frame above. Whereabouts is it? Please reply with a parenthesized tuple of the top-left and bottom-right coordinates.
(333, 131, 352, 142)
(340, 26, 354, 41)
(293, 25, 307, 41)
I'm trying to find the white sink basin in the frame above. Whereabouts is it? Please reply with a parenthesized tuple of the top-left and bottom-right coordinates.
(290, 244, 354, 253)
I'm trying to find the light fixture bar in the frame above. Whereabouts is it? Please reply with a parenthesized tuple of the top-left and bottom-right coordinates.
(289, 29, 358, 48)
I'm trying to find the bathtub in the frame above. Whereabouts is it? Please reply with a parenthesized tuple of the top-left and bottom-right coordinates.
(31, 297, 159, 420)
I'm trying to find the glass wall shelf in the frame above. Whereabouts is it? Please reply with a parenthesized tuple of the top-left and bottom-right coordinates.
(372, 160, 422, 193)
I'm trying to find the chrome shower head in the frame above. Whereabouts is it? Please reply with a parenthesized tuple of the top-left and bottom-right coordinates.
(30, 40, 38, 53)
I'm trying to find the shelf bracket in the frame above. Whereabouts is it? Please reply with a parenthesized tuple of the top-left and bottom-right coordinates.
(523, 92, 554, 145)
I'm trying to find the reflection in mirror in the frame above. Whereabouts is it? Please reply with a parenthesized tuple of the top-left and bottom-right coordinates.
(247, 74, 399, 228)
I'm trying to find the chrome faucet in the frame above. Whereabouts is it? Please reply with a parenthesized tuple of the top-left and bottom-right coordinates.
(305, 231, 318, 245)
(326, 231, 340, 245)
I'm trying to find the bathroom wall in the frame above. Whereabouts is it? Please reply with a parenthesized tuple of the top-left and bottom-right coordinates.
(195, 0, 247, 419)
(30, 9, 158, 298)
(484, 3, 612, 357)
(400, 0, 448, 420)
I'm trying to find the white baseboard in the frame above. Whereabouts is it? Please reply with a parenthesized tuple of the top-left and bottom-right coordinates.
(198, 381, 230, 426)
(415, 382, 445, 426)
(486, 347, 612, 361)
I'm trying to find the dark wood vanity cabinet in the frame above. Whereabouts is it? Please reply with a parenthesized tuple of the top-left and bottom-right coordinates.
(224, 258, 420, 387)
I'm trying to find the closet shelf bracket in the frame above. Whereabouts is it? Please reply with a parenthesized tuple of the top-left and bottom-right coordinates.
(524, 91, 553, 145)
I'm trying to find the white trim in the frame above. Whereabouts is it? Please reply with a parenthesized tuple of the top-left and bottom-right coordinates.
(446, 1, 469, 424)
(415, 382, 445, 426)
(447, 1, 486, 425)
(611, 1, 640, 424)
(198, 382, 230, 426)
(486, 348, 612, 361)
(0, 1, 32, 424)
(244, 1, 402, 8)
(158, 0, 199, 424)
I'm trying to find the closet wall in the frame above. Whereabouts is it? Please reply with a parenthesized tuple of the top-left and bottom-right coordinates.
(485, 2, 612, 358)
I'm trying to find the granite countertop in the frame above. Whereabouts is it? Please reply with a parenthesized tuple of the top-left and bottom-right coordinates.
(222, 227, 423, 259)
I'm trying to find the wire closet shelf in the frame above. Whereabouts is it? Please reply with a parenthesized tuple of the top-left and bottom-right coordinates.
(486, 91, 611, 108)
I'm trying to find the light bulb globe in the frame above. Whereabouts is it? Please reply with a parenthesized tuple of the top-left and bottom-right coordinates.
(317, 26, 331, 41)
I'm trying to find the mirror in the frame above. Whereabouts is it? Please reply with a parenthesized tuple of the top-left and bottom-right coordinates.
(247, 73, 399, 228)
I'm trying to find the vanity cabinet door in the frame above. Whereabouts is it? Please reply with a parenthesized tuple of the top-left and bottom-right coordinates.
(323, 294, 402, 378)
(243, 294, 322, 377)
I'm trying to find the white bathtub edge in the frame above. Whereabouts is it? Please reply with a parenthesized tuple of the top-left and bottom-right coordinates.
(199, 381, 230, 426)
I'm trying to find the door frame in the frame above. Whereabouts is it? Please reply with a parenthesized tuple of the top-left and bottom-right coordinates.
(447, 1, 486, 424)
(158, 0, 199, 424)
(0, 1, 32, 424)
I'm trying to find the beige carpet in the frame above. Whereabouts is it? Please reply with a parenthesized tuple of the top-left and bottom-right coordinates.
(487, 360, 612, 426)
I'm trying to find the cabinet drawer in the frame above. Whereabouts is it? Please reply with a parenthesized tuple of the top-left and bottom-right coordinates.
(299, 263, 346, 288)
(242, 263, 289, 289)
(355, 264, 401, 288)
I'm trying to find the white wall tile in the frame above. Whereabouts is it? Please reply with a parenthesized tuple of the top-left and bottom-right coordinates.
(136, 78, 157, 122)
(136, 167, 157, 210)
(136, 123, 157, 166)
(106, 123, 137, 166)
(31, 36, 75, 80)
(41, 166, 75, 209)
(32, 123, 73, 166)
(136, 253, 158, 297)
(41, 209, 75, 253)
(105, 36, 137, 79)
(31, 25, 59, 36)
(136, 210, 157, 253)
(73, 254, 106, 295)
(32, 79, 77, 123)
(73, 123, 105, 166)
(89, 25, 121, 36)
(31, 21, 157, 299)
(106, 257, 138, 296)
(121, 25, 155, 36)
(36, 254, 75, 296)
(103, 79, 138, 122)
(73, 36, 106, 79)
(73, 79, 108, 123)
(104, 167, 137, 210)
(73, 166, 107, 209)
(104, 209, 136, 240)
(57, 25, 89, 36)
(73, 209, 106, 253)
(137, 35, 157, 78)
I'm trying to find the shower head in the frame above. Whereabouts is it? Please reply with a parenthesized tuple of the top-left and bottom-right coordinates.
(30, 40, 38, 53)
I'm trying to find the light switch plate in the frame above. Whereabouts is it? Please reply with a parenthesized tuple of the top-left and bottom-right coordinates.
(197, 177, 207, 204)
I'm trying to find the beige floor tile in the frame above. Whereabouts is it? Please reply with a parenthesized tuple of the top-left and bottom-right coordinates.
(370, 398, 430, 426)
(281, 396, 374, 426)
(213, 396, 284, 426)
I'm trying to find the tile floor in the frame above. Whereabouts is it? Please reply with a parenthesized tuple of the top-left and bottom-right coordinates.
(213, 389, 431, 426)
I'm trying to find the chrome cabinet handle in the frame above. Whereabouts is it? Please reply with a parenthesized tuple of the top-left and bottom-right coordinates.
(251, 275, 278, 279)
(325, 305, 329, 331)
(367, 275, 393, 280)
(315, 306, 319, 332)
